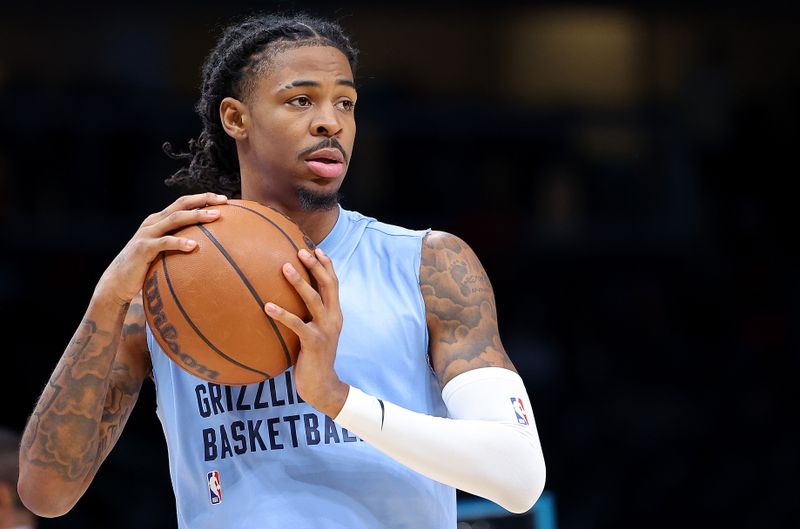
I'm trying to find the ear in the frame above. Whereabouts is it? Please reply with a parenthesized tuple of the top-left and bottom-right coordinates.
(220, 97, 249, 140)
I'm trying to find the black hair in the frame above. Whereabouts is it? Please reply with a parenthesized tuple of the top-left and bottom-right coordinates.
(163, 13, 359, 197)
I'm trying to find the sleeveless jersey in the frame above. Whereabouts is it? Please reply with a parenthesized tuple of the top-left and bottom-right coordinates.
(147, 207, 456, 529)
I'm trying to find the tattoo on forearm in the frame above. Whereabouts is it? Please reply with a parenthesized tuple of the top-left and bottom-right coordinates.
(98, 362, 140, 456)
(21, 301, 144, 482)
(421, 233, 514, 386)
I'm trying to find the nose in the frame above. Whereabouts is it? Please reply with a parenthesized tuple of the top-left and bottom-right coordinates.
(310, 102, 342, 137)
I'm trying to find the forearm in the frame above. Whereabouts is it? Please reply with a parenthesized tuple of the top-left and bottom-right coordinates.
(18, 289, 131, 515)
(334, 368, 546, 513)
(18, 193, 223, 516)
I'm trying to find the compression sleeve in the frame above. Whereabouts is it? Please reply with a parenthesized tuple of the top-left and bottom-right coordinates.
(333, 367, 546, 513)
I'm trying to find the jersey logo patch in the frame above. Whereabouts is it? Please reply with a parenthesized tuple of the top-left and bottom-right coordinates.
(207, 470, 222, 504)
(510, 397, 529, 425)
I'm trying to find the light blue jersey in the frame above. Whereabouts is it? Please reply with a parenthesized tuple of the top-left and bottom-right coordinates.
(147, 207, 456, 529)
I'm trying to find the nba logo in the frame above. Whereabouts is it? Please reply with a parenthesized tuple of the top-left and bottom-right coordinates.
(510, 397, 529, 425)
(207, 470, 222, 504)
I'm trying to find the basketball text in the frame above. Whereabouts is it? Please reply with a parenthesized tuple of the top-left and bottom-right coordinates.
(195, 369, 362, 461)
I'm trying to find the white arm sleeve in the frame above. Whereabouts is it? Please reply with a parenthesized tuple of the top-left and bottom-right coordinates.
(333, 367, 546, 513)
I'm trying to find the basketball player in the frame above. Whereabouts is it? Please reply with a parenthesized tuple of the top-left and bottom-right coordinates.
(0, 428, 36, 529)
(18, 14, 545, 528)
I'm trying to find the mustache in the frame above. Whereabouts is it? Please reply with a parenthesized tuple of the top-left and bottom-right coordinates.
(298, 137, 348, 164)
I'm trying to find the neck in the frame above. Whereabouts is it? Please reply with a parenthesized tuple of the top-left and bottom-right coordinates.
(240, 190, 339, 245)
(275, 205, 340, 245)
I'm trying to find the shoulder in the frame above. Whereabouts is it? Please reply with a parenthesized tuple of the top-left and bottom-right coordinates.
(342, 208, 429, 258)
(345, 209, 429, 239)
(420, 230, 486, 279)
(420, 230, 493, 306)
(422, 230, 468, 254)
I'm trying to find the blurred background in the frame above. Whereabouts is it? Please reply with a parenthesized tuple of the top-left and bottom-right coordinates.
(1, 1, 797, 528)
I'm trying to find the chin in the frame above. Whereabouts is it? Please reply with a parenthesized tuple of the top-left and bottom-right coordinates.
(295, 185, 341, 212)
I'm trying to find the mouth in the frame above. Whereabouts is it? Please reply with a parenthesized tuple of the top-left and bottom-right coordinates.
(304, 148, 346, 179)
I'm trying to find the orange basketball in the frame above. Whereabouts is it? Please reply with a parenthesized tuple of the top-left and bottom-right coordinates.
(142, 199, 315, 385)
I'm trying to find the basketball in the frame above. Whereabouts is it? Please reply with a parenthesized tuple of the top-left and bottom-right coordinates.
(142, 199, 316, 385)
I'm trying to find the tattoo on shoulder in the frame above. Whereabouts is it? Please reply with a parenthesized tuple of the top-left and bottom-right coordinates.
(421, 232, 515, 386)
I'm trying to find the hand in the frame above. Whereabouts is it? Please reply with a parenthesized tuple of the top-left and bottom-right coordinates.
(96, 192, 228, 306)
(264, 248, 349, 417)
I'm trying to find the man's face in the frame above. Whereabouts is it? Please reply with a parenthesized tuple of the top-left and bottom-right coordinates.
(240, 45, 356, 209)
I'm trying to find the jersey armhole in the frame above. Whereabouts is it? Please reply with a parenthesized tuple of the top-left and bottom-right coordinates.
(415, 228, 434, 376)
(144, 323, 162, 412)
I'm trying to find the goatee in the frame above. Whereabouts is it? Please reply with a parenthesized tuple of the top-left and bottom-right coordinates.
(296, 186, 340, 212)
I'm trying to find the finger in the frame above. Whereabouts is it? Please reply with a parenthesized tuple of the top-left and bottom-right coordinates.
(136, 235, 198, 258)
(265, 302, 309, 338)
(282, 262, 325, 320)
(160, 192, 227, 219)
(147, 208, 221, 236)
(314, 247, 337, 281)
(300, 248, 338, 307)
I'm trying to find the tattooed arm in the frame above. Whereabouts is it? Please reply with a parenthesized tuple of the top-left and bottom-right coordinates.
(17, 192, 228, 517)
(420, 231, 516, 385)
(17, 292, 150, 517)
(333, 230, 545, 512)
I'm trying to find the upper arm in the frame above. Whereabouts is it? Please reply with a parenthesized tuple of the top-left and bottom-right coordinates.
(420, 231, 516, 388)
(117, 291, 151, 382)
(97, 291, 152, 459)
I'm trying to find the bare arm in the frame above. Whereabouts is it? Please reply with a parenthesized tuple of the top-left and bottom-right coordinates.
(420, 230, 516, 386)
(18, 293, 150, 517)
(17, 192, 228, 517)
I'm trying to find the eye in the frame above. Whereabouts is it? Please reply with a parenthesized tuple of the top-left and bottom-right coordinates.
(288, 96, 312, 107)
(336, 99, 355, 112)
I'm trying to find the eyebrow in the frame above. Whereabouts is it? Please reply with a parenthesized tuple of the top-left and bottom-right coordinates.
(280, 79, 356, 91)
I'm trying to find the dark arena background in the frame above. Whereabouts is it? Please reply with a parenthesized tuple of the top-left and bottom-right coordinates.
(1, 2, 797, 528)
